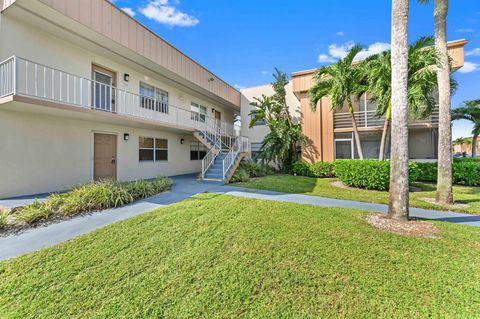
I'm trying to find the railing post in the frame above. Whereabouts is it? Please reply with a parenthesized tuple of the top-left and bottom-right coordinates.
(13, 56, 17, 95)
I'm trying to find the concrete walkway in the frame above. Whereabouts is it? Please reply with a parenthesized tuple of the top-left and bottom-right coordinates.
(1, 174, 480, 261)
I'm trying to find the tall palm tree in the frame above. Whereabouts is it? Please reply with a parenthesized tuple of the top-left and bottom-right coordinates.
(452, 100, 480, 157)
(419, 0, 452, 204)
(388, 0, 410, 220)
(308, 45, 367, 159)
(362, 37, 438, 160)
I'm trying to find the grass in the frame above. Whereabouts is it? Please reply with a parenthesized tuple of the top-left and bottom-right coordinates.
(236, 175, 480, 214)
(1, 194, 480, 318)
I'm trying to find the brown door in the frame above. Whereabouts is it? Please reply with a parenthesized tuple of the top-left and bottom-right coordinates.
(92, 64, 116, 112)
(94, 133, 117, 181)
(214, 110, 221, 121)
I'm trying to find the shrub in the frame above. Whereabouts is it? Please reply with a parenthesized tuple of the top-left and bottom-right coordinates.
(230, 168, 250, 183)
(453, 157, 480, 163)
(416, 162, 437, 182)
(15, 201, 50, 224)
(0, 209, 10, 228)
(453, 162, 480, 186)
(292, 161, 335, 178)
(334, 160, 420, 191)
(416, 161, 480, 186)
(239, 160, 273, 178)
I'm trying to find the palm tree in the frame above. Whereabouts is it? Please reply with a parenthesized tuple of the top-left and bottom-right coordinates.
(419, 0, 452, 204)
(362, 37, 438, 160)
(388, 0, 410, 220)
(452, 100, 480, 157)
(308, 45, 367, 159)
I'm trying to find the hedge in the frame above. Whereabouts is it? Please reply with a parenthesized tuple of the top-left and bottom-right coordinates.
(230, 160, 273, 183)
(416, 161, 480, 186)
(292, 161, 335, 178)
(333, 160, 421, 191)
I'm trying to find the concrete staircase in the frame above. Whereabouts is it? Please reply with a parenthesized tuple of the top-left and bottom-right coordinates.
(194, 124, 249, 183)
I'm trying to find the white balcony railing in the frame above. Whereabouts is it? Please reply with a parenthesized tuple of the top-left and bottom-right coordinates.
(0, 56, 235, 135)
(333, 109, 439, 129)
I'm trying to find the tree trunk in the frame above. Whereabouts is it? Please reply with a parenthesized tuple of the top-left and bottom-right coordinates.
(379, 118, 391, 160)
(388, 0, 410, 221)
(434, 0, 453, 205)
(472, 134, 478, 158)
(349, 100, 364, 159)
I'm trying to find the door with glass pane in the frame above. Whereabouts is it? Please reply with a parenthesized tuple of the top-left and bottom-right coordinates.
(334, 139, 353, 159)
(92, 65, 116, 112)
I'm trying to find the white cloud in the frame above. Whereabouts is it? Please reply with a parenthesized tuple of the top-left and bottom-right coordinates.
(140, 0, 199, 27)
(455, 28, 474, 33)
(121, 7, 136, 17)
(466, 48, 480, 56)
(317, 41, 390, 64)
(336, 31, 344, 36)
(261, 71, 270, 75)
(354, 42, 391, 60)
(458, 61, 480, 73)
(318, 54, 336, 63)
(234, 84, 245, 90)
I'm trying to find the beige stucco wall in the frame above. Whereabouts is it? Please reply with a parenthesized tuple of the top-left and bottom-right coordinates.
(0, 108, 202, 198)
(0, 13, 235, 122)
(240, 81, 300, 145)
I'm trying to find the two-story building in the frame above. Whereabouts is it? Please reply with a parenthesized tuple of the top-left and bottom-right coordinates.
(241, 39, 468, 163)
(0, 0, 247, 198)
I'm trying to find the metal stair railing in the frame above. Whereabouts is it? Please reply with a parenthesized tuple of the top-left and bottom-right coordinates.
(222, 136, 249, 180)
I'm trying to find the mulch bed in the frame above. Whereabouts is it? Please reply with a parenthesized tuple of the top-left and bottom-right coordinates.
(366, 214, 440, 238)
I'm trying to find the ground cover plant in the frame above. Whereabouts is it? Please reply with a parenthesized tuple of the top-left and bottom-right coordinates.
(2, 177, 172, 233)
(0, 194, 479, 318)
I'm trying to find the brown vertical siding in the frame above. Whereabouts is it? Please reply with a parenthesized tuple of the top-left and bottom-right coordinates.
(320, 98, 334, 162)
(300, 95, 322, 163)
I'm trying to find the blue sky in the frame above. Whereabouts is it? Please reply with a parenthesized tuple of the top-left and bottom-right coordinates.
(112, 0, 480, 139)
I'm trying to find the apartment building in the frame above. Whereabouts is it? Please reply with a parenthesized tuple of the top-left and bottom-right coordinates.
(0, 0, 247, 198)
(242, 39, 468, 163)
(240, 81, 300, 158)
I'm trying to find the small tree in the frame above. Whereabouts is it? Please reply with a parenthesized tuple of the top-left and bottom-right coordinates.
(452, 100, 480, 157)
(249, 69, 304, 171)
(308, 45, 367, 159)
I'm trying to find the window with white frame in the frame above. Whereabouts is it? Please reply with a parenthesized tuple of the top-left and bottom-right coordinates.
(139, 137, 168, 162)
(139, 82, 169, 113)
(250, 112, 266, 126)
(190, 141, 207, 160)
(191, 102, 207, 122)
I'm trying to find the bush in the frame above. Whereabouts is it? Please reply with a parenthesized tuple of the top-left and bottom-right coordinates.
(15, 201, 50, 224)
(334, 160, 420, 191)
(453, 162, 480, 186)
(416, 162, 437, 182)
(416, 161, 480, 186)
(0, 209, 10, 228)
(239, 160, 273, 178)
(230, 168, 250, 183)
(453, 157, 480, 163)
(292, 161, 335, 178)
(11, 177, 173, 225)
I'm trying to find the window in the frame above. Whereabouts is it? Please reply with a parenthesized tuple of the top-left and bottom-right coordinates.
(139, 82, 169, 113)
(190, 141, 207, 160)
(191, 102, 207, 122)
(139, 137, 168, 161)
(251, 143, 262, 159)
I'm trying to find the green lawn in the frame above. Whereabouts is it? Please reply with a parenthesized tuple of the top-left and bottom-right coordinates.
(1, 194, 480, 318)
(235, 175, 480, 214)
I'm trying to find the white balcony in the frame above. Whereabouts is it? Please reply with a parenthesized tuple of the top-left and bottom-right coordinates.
(333, 109, 440, 130)
(0, 56, 236, 135)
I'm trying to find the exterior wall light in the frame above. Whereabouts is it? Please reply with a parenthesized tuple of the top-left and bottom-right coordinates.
(180, 138, 185, 144)
(124, 74, 130, 82)
(212, 108, 216, 114)
(124, 133, 130, 141)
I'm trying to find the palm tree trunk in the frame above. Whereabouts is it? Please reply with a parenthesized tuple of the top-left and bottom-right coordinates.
(349, 100, 364, 159)
(388, 0, 410, 221)
(379, 118, 390, 160)
(472, 134, 478, 158)
(434, 0, 453, 205)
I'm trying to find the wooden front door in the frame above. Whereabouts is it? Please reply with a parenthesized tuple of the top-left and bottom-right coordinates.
(214, 110, 221, 122)
(92, 64, 116, 112)
(94, 133, 117, 181)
